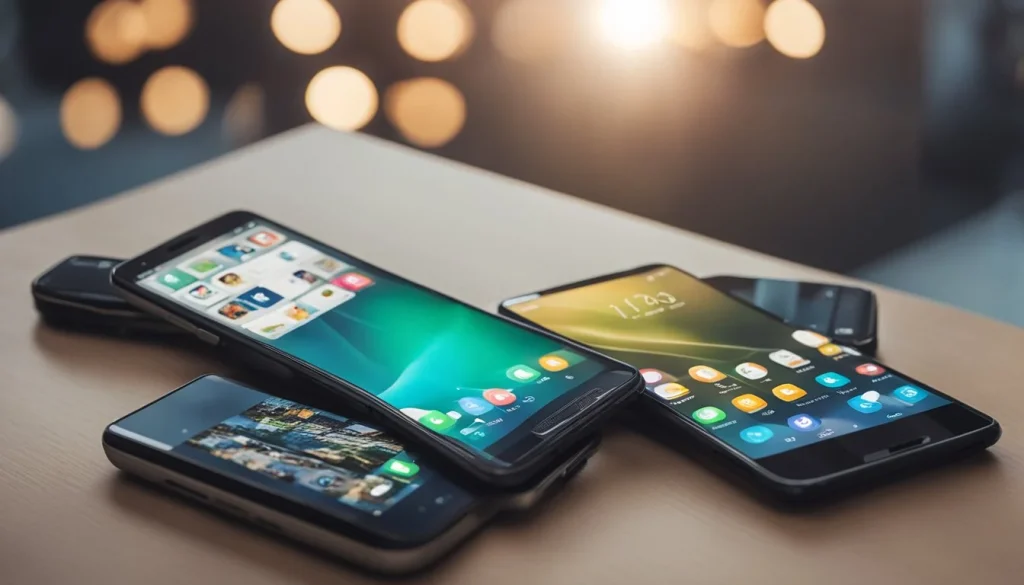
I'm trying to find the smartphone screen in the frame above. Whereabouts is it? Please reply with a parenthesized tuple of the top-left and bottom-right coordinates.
(503, 266, 954, 461)
(128, 219, 626, 463)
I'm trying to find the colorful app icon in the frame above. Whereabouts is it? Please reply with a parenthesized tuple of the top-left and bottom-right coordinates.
(248, 230, 282, 248)
(237, 286, 284, 309)
(692, 406, 727, 425)
(640, 368, 667, 384)
(332, 272, 374, 291)
(217, 243, 256, 261)
(506, 365, 541, 383)
(188, 258, 222, 275)
(282, 302, 319, 321)
(538, 354, 570, 372)
(769, 349, 810, 369)
(787, 413, 821, 432)
(855, 363, 886, 377)
(309, 256, 346, 278)
(772, 383, 807, 402)
(731, 393, 768, 413)
(383, 458, 420, 478)
(689, 365, 726, 383)
(815, 372, 850, 389)
(893, 385, 929, 405)
(653, 383, 690, 400)
(418, 410, 457, 432)
(818, 343, 842, 357)
(293, 270, 318, 284)
(735, 362, 768, 380)
(458, 396, 494, 416)
(215, 271, 246, 289)
(739, 425, 774, 444)
(187, 284, 216, 300)
(847, 391, 882, 413)
(547, 349, 584, 366)
(483, 388, 517, 406)
(156, 268, 196, 291)
(792, 329, 830, 348)
(217, 300, 257, 321)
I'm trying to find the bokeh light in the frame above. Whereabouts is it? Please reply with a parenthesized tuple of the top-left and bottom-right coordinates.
(385, 77, 466, 148)
(597, 0, 671, 50)
(764, 0, 825, 59)
(60, 78, 121, 150)
(708, 0, 765, 48)
(0, 94, 17, 162)
(673, 0, 713, 51)
(397, 0, 474, 62)
(139, 0, 193, 50)
(271, 0, 342, 55)
(141, 66, 210, 136)
(492, 0, 565, 62)
(85, 0, 147, 65)
(305, 66, 378, 131)
(223, 84, 266, 145)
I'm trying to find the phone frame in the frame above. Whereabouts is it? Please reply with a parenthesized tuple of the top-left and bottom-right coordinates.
(498, 263, 1000, 500)
(110, 211, 641, 489)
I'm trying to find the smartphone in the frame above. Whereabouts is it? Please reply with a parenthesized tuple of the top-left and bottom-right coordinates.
(111, 211, 642, 489)
(103, 375, 599, 575)
(499, 264, 1000, 501)
(702, 276, 878, 355)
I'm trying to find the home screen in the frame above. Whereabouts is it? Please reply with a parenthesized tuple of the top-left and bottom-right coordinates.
(137, 221, 604, 456)
(504, 266, 950, 459)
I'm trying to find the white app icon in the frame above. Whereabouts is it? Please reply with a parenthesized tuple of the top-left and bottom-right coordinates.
(769, 350, 810, 369)
(792, 330, 829, 348)
(735, 362, 768, 380)
(641, 369, 664, 384)
(794, 416, 813, 428)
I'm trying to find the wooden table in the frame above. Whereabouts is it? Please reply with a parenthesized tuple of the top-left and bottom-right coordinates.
(2, 126, 1021, 584)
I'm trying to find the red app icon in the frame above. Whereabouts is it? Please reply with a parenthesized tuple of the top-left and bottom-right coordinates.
(855, 363, 886, 377)
(483, 388, 516, 406)
(248, 230, 281, 247)
(332, 272, 374, 291)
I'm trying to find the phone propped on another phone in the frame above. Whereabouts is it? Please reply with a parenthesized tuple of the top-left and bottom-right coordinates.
(499, 264, 1000, 501)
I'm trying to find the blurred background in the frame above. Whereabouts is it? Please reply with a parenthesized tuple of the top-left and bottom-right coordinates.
(0, 0, 1021, 325)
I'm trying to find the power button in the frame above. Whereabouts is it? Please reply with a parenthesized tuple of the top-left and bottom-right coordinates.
(195, 329, 220, 346)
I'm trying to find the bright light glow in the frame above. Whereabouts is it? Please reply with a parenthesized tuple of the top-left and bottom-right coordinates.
(271, 0, 341, 55)
(598, 0, 671, 50)
(223, 84, 266, 145)
(0, 94, 17, 162)
(673, 0, 713, 51)
(708, 0, 765, 48)
(139, 0, 193, 50)
(764, 0, 825, 59)
(493, 0, 565, 62)
(397, 0, 474, 62)
(60, 78, 121, 150)
(385, 77, 466, 148)
(141, 66, 209, 136)
(85, 0, 147, 64)
(305, 66, 378, 131)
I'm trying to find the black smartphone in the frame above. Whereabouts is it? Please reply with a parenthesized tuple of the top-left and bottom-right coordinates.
(110, 211, 642, 489)
(703, 276, 878, 355)
(103, 376, 598, 574)
(499, 264, 1000, 501)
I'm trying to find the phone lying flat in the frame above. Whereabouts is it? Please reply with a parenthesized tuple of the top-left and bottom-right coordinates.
(499, 264, 1000, 501)
(111, 211, 642, 489)
(103, 375, 599, 575)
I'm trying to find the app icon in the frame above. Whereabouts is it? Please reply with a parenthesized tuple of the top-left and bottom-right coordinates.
(186, 284, 219, 303)
(692, 406, 727, 425)
(188, 258, 221, 275)
(383, 458, 420, 478)
(215, 271, 246, 289)
(237, 286, 284, 309)
(787, 413, 821, 432)
(847, 391, 882, 413)
(243, 313, 294, 339)
(731, 393, 768, 413)
(332, 272, 374, 291)
(855, 363, 886, 377)
(735, 362, 768, 380)
(282, 302, 319, 321)
(792, 330, 830, 348)
(418, 410, 456, 432)
(772, 384, 807, 402)
(458, 396, 494, 416)
(893, 385, 929, 405)
(839, 345, 862, 356)
(818, 343, 842, 357)
(217, 300, 257, 321)
(640, 368, 667, 384)
(653, 383, 690, 400)
(217, 243, 256, 261)
(769, 350, 810, 369)
(309, 256, 347, 278)
(689, 365, 726, 383)
(815, 372, 850, 389)
(506, 365, 541, 383)
(293, 270, 319, 284)
(547, 349, 584, 367)
(538, 354, 569, 372)
(156, 268, 196, 291)
(739, 425, 774, 444)
(248, 230, 281, 248)
(483, 388, 517, 406)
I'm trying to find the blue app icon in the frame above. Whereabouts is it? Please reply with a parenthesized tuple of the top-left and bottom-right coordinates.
(237, 286, 283, 308)
(847, 394, 883, 413)
(893, 385, 929, 405)
(218, 243, 256, 261)
(815, 372, 850, 389)
(787, 414, 821, 432)
(739, 425, 774, 444)
(457, 396, 494, 416)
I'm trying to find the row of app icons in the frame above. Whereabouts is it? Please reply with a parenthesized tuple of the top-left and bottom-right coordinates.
(154, 229, 287, 291)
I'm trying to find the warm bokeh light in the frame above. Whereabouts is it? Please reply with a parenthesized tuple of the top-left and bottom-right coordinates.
(492, 0, 565, 62)
(223, 84, 266, 145)
(597, 0, 671, 50)
(305, 66, 378, 131)
(139, 0, 193, 50)
(385, 77, 466, 148)
(764, 0, 825, 59)
(85, 0, 147, 64)
(271, 0, 342, 55)
(60, 78, 121, 150)
(708, 0, 765, 48)
(397, 0, 474, 62)
(141, 66, 209, 136)
(0, 94, 17, 163)
(673, 0, 713, 51)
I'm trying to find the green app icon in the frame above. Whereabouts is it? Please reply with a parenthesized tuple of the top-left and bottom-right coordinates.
(383, 458, 420, 478)
(189, 258, 221, 274)
(157, 268, 196, 291)
(692, 406, 727, 425)
(507, 364, 541, 383)
(418, 410, 456, 432)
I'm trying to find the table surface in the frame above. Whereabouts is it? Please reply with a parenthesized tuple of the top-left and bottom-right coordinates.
(2, 126, 1022, 584)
